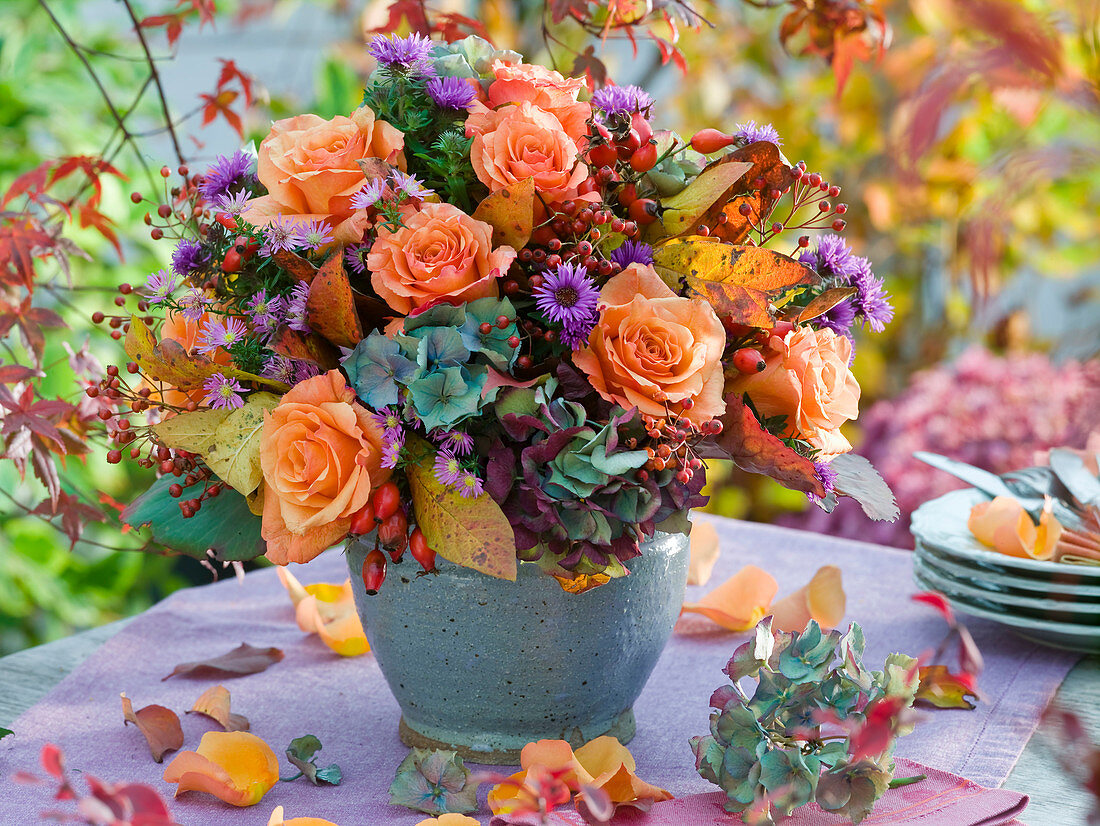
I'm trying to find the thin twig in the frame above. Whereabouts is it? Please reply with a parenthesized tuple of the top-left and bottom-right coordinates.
(119, 0, 186, 165)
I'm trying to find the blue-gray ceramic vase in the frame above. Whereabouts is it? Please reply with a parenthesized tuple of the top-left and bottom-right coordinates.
(346, 530, 690, 764)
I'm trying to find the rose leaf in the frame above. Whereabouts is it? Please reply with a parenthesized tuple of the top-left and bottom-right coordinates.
(162, 642, 284, 681)
(121, 693, 183, 763)
(306, 253, 363, 348)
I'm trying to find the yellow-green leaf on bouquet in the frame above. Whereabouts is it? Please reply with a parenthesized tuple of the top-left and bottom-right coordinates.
(405, 435, 517, 581)
(202, 392, 281, 496)
(659, 161, 754, 237)
(472, 177, 535, 250)
(152, 409, 231, 456)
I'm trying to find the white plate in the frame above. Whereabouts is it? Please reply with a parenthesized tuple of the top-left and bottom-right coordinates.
(915, 541, 1100, 599)
(912, 568, 1100, 652)
(911, 488, 1100, 581)
(914, 554, 1100, 617)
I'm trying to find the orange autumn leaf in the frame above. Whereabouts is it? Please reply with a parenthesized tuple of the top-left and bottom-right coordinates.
(277, 568, 370, 657)
(681, 564, 778, 631)
(687, 520, 720, 586)
(121, 692, 183, 763)
(969, 496, 1063, 560)
(770, 565, 847, 633)
(163, 730, 279, 807)
(268, 805, 341, 826)
(187, 685, 250, 732)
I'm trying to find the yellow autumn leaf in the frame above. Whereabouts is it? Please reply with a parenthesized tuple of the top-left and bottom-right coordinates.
(203, 392, 280, 496)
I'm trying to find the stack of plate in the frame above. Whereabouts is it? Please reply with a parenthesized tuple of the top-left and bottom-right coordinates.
(911, 488, 1100, 652)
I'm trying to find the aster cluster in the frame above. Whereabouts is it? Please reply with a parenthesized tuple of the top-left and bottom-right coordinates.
(800, 234, 895, 338)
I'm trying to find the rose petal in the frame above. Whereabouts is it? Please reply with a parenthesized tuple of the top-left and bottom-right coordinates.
(187, 685, 250, 732)
(593, 762, 673, 805)
(770, 565, 846, 633)
(163, 731, 279, 807)
(969, 496, 1062, 560)
(680, 565, 778, 631)
(687, 520, 720, 586)
(268, 805, 342, 826)
(573, 735, 635, 779)
(121, 693, 183, 763)
(519, 739, 593, 789)
(414, 816, 482, 826)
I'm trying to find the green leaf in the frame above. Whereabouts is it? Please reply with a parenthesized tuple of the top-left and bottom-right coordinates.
(405, 435, 517, 581)
(202, 392, 280, 496)
(660, 160, 754, 236)
(0, 726, 11, 740)
(285, 734, 342, 786)
(151, 409, 231, 455)
(121, 474, 265, 561)
(389, 748, 477, 815)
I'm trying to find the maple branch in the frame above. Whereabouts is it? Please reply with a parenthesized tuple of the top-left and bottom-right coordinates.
(120, 0, 186, 166)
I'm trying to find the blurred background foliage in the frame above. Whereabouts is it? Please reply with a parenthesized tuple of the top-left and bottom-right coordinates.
(0, 0, 1097, 655)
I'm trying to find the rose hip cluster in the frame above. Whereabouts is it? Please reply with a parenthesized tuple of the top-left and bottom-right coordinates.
(351, 481, 437, 595)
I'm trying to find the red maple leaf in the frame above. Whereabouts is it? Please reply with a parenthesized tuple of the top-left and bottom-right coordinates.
(31, 491, 108, 550)
(366, 0, 431, 35)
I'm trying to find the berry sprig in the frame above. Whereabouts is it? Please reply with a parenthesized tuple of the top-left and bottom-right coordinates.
(737, 161, 848, 248)
(352, 480, 438, 595)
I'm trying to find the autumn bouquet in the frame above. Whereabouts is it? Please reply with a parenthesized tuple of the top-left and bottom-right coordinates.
(108, 33, 896, 591)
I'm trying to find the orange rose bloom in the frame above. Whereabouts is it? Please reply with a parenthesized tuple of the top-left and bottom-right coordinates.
(259, 370, 389, 565)
(466, 101, 589, 200)
(486, 61, 590, 142)
(368, 202, 517, 315)
(727, 326, 860, 459)
(573, 264, 726, 425)
(245, 106, 404, 246)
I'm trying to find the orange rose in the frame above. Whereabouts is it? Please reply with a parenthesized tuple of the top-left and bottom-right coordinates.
(466, 101, 589, 200)
(245, 106, 404, 246)
(573, 264, 726, 425)
(259, 370, 389, 565)
(368, 202, 516, 315)
(486, 61, 590, 142)
(727, 326, 860, 459)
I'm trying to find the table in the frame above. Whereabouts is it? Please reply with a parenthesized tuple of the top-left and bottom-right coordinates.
(2, 517, 1098, 825)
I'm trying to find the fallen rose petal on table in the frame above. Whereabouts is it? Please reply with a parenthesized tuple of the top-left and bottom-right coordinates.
(680, 564, 778, 631)
(268, 805, 341, 825)
(278, 569, 369, 656)
(120, 692, 183, 763)
(687, 520, 720, 586)
(186, 684, 250, 732)
(162, 730, 279, 806)
(414, 815, 482, 826)
(770, 565, 846, 632)
(968, 496, 1062, 560)
(519, 739, 594, 789)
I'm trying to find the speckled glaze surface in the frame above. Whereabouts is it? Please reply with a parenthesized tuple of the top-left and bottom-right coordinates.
(346, 530, 690, 763)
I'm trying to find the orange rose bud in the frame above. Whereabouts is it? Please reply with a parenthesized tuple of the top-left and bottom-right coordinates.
(690, 129, 735, 154)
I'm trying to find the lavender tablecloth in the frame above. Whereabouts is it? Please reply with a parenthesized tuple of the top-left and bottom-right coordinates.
(0, 517, 1078, 825)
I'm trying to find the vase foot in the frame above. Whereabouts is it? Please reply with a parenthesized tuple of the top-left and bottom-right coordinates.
(398, 708, 637, 765)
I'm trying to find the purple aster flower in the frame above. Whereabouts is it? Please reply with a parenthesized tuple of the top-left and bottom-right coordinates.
(433, 449, 462, 487)
(212, 189, 251, 217)
(733, 120, 782, 146)
(199, 150, 255, 202)
(560, 316, 597, 350)
(368, 33, 435, 77)
(196, 316, 248, 355)
(816, 296, 858, 336)
(608, 240, 654, 269)
(457, 471, 484, 498)
(437, 430, 473, 456)
(381, 438, 403, 470)
(534, 262, 599, 326)
(350, 178, 387, 210)
(292, 360, 322, 383)
(261, 354, 295, 384)
(390, 170, 432, 200)
(202, 373, 246, 410)
(286, 282, 310, 333)
(371, 407, 404, 438)
(345, 244, 370, 275)
(261, 215, 300, 256)
(144, 269, 179, 304)
(246, 290, 284, 334)
(170, 239, 207, 277)
(801, 233, 858, 281)
(426, 75, 476, 110)
(809, 458, 838, 505)
(297, 219, 333, 252)
(591, 85, 653, 121)
(849, 257, 894, 333)
(177, 288, 212, 321)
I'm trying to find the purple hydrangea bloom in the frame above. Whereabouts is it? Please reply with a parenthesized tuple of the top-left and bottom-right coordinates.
(201, 373, 246, 410)
(261, 215, 300, 256)
(144, 269, 179, 305)
(286, 282, 310, 333)
(368, 33, 435, 77)
(297, 219, 334, 252)
(849, 257, 894, 333)
(426, 75, 477, 110)
(533, 262, 599, 326)
(608, 240, 654, 269)
(261, 354, 295, 385)
(591, 85, 653, 120)
(170, 239, 207, 277)
(196, 316, 247, 355)
(733, 120, 782, 146)
(457, 471, 484, 498)
(199, 151, 254, 202)
(433, 448, 462, 487)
